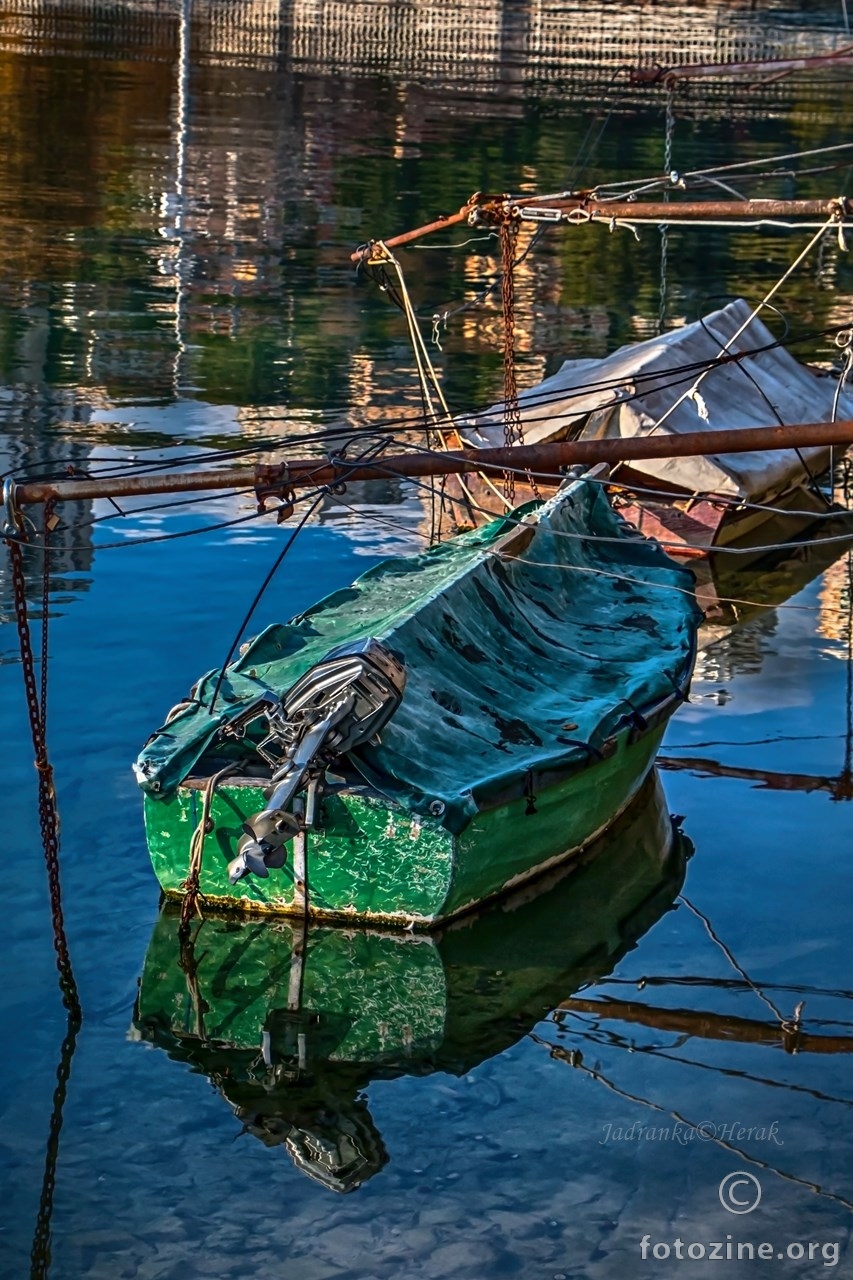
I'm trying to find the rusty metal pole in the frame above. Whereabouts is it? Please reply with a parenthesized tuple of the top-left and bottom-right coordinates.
(533, 198, 852, 222)
(10, 419, 853, 510)
(351, 197, 852, 259)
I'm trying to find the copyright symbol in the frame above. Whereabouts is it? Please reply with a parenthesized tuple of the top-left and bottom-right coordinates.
(719, 1171, 761, 1214)
(696, 1121, 716, 1142)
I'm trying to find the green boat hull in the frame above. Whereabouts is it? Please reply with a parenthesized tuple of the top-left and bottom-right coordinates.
(137, 476, 700, 927)
(134, 772, 690, 1191)
(146, 716, 669, 927)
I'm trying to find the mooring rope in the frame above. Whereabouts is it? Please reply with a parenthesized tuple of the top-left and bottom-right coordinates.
(179, 762, 240, 935)
(648, 214, 842, 438)
(364, 241, 514, 526)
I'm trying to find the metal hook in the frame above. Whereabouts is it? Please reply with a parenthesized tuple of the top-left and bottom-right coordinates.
(2, 476, 26, 542)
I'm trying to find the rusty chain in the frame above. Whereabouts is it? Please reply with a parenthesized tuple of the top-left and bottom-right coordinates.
(500, 216, 541, 505)
(7, 499, 82, 1278)
(29, 1012, 80, 1279)
(7, 501, 80, 1019)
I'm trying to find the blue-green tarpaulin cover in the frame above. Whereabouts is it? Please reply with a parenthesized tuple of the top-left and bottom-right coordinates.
(134, 478, 700, 832)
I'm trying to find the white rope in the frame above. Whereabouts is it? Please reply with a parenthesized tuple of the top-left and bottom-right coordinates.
(369, 241, 513, 515)
(647, 215, 840, 438)
(495, 552, 853, 616)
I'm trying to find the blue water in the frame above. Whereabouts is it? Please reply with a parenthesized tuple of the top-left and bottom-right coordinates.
(2, 2, 853, 1276)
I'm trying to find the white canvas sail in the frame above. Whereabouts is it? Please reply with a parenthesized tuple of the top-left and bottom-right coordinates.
(458, 299, 853, 502)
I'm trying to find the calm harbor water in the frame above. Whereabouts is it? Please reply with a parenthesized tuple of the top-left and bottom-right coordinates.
(2, 2, 853, 1277)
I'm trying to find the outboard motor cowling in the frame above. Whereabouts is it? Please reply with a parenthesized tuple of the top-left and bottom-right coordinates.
(223, 638, 406, 883)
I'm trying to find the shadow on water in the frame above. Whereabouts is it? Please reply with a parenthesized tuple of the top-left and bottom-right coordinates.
(131, 770, 691, 1193)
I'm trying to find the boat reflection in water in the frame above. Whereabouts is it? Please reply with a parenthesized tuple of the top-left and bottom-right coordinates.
(131, 771, 690, 1193)
(695, 505, 853, 656)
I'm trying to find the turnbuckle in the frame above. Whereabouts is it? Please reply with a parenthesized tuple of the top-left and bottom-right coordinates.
(514, 205, 564, 223)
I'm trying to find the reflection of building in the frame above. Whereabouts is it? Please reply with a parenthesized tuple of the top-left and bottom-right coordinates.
(284, 0, 847, 105)
(3, 1, 848, 94)
(1, 1, 851, 419)
(818, 553, 853, 651)
(0, 386, 95, 625)
(694, 609, 781, 684)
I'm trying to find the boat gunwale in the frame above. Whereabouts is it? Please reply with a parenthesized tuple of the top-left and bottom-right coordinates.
(173, 670, 693, 821)
(158, 738, 673, 932)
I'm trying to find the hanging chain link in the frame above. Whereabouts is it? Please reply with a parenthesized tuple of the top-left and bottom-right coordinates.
(658, 225, 669, 336)
(29, 1013, 80, 1279)
(8, 499, 82, 1277)
(7, 501, 80, 1018)
(663, 78, 675, 179)
(500, 218, 523, 504)
(499, 216, 540, 504)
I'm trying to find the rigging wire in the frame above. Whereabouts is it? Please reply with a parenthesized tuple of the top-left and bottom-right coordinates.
(553, 1014, 853, 1110)
(529, 1029, 853, 1212)
(71, 486, 259, 529)
(676, 894, 788, 1025)
(207, 491, 327, 715)
(586, 140, 853, 197)
(595, 973, 853, 1000)
(307, 453, 853, 614)
(10, 312, 853, 493)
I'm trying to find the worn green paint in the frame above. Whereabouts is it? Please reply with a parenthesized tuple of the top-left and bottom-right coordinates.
(137, 476, 700, 925)
(146, 717, 665, 925)
(133, 774, 689, 1189)
(146, 787, 454, 924)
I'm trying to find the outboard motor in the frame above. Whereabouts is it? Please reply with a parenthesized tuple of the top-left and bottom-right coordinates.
(221, 638, 406, 883)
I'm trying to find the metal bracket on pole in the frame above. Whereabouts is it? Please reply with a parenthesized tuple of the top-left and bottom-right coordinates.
(254, 461, 296, 520)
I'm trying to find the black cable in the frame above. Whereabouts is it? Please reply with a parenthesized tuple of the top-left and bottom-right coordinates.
(207, 491, 327, 715)
(9, 315, 853, 493)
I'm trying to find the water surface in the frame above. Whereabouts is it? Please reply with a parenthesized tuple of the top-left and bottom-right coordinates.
(2, 3, 853, 1277)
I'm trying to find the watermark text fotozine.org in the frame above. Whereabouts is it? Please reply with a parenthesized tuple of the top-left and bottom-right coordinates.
(639, 1237, 840, 1267)
(638, 1175, 841, 1267)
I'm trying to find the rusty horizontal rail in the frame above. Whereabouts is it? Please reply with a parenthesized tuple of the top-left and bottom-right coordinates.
(352, 196, 851, 258)
(9, 419, 853, 509)
(530, 197, 851, 221)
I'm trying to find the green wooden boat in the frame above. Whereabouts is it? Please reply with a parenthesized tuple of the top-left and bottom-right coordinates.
(134, 473, 700, 927)
(131, 772, 691, 1192)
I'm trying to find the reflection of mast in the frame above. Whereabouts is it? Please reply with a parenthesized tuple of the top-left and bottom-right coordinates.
(659, 754, 853, 801)
(160, 0, 191, 396)
(557, 995, 853, 1055)
(174, 0, 191, 394)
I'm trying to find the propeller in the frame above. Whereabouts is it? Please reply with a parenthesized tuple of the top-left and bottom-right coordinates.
(227, 809, 301, 884)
